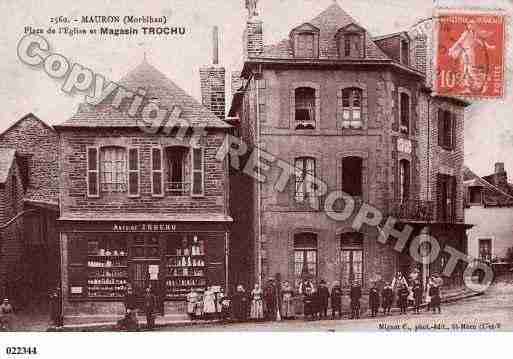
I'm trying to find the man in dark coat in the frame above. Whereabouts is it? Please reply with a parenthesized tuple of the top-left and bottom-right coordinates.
(381, 282, 393, 315)
(412, 280, 423, 314)
(263, 279, 277, 321)
(369, 283, 380, 317)
(429, 282, 441, 314)
(330, 281, 342, 319)
(317, 280, 330, 319)
(302, 280, 314, 320)
(231, 285, 249, 321)
(398, 285, 409, 314)
(349, 281, 362, 319)
(143, 287, 157, 330)
(49, 287, 63, 327)
(122, 287, 138, 330)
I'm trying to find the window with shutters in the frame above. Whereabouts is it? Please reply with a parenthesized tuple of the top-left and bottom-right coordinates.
(438, 109, 456, 151)
(128, 148, 140, 197)
(399, 92, 410, 134)
(399, 159, 410, 202)
(294, 233, 317, 280)
(295, 87, 316, 129)
(296, 33, 315, 58)
(294, 157, 316, 203)
(339, 88, 363, 128)
(342, 156, 363, 197)
(87, 147, 99, 197)
(151, 147, 164, 196)
(191, 147, 204, 197)
(438, 174, 456, 222)
(341, 232, 364, 288)
(164, 146, 190, 195)
(100, 146, 127, 193)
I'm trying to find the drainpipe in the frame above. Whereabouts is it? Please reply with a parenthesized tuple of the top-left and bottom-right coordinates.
(255, 69, 262, 287)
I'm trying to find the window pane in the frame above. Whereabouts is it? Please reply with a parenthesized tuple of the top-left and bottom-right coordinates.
(193, 148, 202, 170)
(129, 149, 138, 170)
(342, 157, 363, 196)
(152, 148, 162, 170)
(88, 172, 98, 195)
(153, 172, 162, 195)
(88, 148, 97, 170)
(129, 172, 138, 195)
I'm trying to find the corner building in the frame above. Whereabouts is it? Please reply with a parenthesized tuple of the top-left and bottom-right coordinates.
(55, 60, 232, 317)
(229, 3, 470, 293)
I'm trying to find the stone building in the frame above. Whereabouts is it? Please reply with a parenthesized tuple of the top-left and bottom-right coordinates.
(0, 113, 59, 307)
(229, 2, 470, 292)
(464, 163, 513, 266)
(54, 58, 233, 318)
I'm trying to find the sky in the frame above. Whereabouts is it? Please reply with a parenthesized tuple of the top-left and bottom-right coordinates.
(0, 0, 511, 177)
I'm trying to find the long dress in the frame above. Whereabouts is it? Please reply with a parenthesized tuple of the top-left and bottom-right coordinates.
(250, 289, 264, 320)
(203, 289, 217, 315)
(281, 287, 295, 319)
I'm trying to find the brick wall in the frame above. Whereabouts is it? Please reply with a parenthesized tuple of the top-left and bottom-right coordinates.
(59, 129, 229, 215)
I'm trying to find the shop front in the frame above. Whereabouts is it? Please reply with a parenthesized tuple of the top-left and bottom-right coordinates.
(59, 218, 230, 317)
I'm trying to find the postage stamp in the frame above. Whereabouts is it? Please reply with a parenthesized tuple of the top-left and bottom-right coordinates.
(434, 9, 506, 99)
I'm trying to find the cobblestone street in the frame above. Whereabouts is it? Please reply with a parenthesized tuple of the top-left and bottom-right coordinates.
(168, 281, 513, 332)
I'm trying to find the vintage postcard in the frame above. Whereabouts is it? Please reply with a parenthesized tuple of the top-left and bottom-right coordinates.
(0, 0, 512, 351)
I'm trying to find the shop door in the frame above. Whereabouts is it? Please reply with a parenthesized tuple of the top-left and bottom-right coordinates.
(129, 260, 163, 305)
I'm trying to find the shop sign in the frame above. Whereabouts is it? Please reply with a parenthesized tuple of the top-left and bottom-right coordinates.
(113, 223, 177, 232)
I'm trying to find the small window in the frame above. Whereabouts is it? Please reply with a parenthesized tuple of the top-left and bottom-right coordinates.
(399, 159, 410, 202)
(341, 232, 364, 288)
(296, 33, 315, 58)
(295, 87, 316, 130)
(294, 233, 317, 280)
(438, 110, 455, 150)
(100, 147, 127, 193)
(294, 157, 316, 203)
(401, 39, 410, 65)
(400, 92, 410, 134)
(342, 157, 363, 197)
(339, 88, 363, 129)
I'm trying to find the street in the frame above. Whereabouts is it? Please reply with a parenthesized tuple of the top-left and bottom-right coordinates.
(168, 281, 513, 332)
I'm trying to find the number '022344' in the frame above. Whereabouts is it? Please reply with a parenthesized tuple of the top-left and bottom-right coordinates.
(5, 347, 38, 355)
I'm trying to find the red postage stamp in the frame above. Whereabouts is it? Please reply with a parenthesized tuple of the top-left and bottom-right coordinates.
(435, 10, 506, 98)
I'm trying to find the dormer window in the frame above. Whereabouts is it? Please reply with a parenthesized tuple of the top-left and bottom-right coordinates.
(290, 23, 320, 59)
(336, 24, 365, 59)
(400, 39, 410, 65)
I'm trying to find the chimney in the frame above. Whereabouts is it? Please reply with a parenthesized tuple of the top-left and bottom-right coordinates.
(200, 26, 226, 119)
(495, 162, 505, 174)
(243, 20, 264, 59)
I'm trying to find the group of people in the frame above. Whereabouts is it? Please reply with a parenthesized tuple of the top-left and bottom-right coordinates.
(119, 286, 159, 331)
(186, 286, 230, 320)
(210, 272, 444, 323)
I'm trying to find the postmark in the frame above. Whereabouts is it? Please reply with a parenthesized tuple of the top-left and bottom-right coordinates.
(434, 9, 506, 99)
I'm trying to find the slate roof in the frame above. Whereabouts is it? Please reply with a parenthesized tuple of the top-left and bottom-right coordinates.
(0, 148, 15, 184)
(259, 3, 391, 61)
(56, 60, 231, 129)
